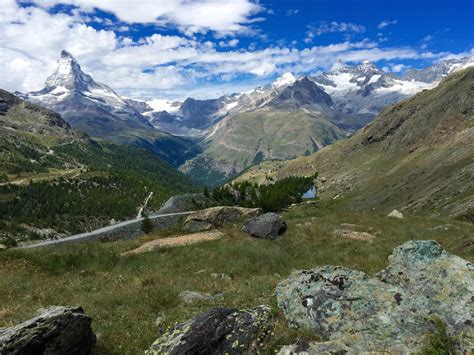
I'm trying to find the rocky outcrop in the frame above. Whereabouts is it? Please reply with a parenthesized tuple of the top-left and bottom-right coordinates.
(182, 206, 262, 232)
(0, 306, 96, 355)
(146, 305, 271, 354)
(388, 209, 404, 219)
(158, 193, 216, 214)
(275, 240, 473, 353)
(242, 213, 287, 240)
(222, 184, 241, 204)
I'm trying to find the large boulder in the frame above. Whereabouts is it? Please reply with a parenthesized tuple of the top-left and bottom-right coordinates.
(146, 305, 271, 354)
(0, 306, 96, 355)
(275, 240, 473, 353)
(182, 206, 262, 232)
(242, 213, 287, 240)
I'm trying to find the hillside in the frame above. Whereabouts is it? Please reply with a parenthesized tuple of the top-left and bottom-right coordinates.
(181, 107, 346, 186)
(251, 67, 474, 220)
(1, 202, 472, 353)
(0, 90, 199, 244)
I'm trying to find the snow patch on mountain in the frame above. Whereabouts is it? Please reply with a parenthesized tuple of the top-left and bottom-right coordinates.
(146, 99, 181, 114)
(272, 72, 296, 88)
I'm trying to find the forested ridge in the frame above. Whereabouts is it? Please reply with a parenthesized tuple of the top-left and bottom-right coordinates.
(0, 140, 199, 244)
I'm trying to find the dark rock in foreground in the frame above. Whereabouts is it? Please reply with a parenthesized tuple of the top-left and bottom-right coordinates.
(146, 305, 271, 354)
(276, 240, 473, 353)
(0, 306, 96, 355)
(242, 213, 287, 240)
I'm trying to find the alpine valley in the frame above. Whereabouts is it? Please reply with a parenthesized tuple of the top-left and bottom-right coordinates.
(15, 51, 474, 186)
(1, 2, 474, 354)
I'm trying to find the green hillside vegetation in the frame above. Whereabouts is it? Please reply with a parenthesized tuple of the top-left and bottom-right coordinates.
(181, 109, 345, 187)
(0, 142, 200, 244)
(1, 203, 472, 353)
(211, 174, 316, 212)
(0, 90, 200, 243)
(252, 67, 474, 220)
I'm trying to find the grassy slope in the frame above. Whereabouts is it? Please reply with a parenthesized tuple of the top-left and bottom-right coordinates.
(181, 109, 346, 187)
(259, 68, 474, 219)
(0, 203, 472, 354)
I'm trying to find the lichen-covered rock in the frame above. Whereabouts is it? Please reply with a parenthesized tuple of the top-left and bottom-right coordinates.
(279, 340, 356, 355)
(275, 240, 473, 353)
(0, 306, 96, 355)
(146, 305, 271, 354)
(183, 206, 262, 232)
(242, 213, 287, 240)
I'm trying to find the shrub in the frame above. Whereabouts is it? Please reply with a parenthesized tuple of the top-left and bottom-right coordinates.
(141, 215, 154, 234)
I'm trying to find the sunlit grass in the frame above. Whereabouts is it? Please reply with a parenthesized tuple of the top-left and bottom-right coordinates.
(0, 203, 472, 354)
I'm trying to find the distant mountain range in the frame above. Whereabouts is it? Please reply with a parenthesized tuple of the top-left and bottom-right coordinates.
(17, 50, 199, 166)
(262, 66, 474, 220)
(14, 51, 474, 186)
(137, 56, 473, 137)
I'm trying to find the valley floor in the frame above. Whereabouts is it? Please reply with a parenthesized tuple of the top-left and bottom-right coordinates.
(0, 203, 473, 354)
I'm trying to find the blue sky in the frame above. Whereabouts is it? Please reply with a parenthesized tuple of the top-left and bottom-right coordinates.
(1, 0, 473, 100)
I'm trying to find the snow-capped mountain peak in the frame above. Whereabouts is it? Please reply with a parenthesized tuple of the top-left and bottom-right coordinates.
(20, 50, 153, 132)
(403, 56, 474, 83)
(272, 72, 296, 88)
(355, 61, 378, 73)
(44, 50, 94, 92)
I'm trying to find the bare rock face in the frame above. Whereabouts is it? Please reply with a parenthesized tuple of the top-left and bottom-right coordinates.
(182, 206, 262, 232)
(146, 305, 271, 354)
(242, 213, 287, 240)
(275, 240, 473, 353)
(0, 306, 96, 355)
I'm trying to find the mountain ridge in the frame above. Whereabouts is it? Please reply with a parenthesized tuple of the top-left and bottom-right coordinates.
(261, 67, 474, 219)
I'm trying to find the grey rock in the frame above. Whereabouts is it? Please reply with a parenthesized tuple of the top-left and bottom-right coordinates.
(222, 184, 241, 204)
(179, 291, 224, 304)
(0, 306, 96, 355)
(276, 240, 474, 353)
(242, 213, 287, 240)
(387, 209, 404, 219)
(279, 340, 356, 355)
(146, 305, 271, 354)
(158, 193, 216, 215)
(183, 206, 262, 232)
